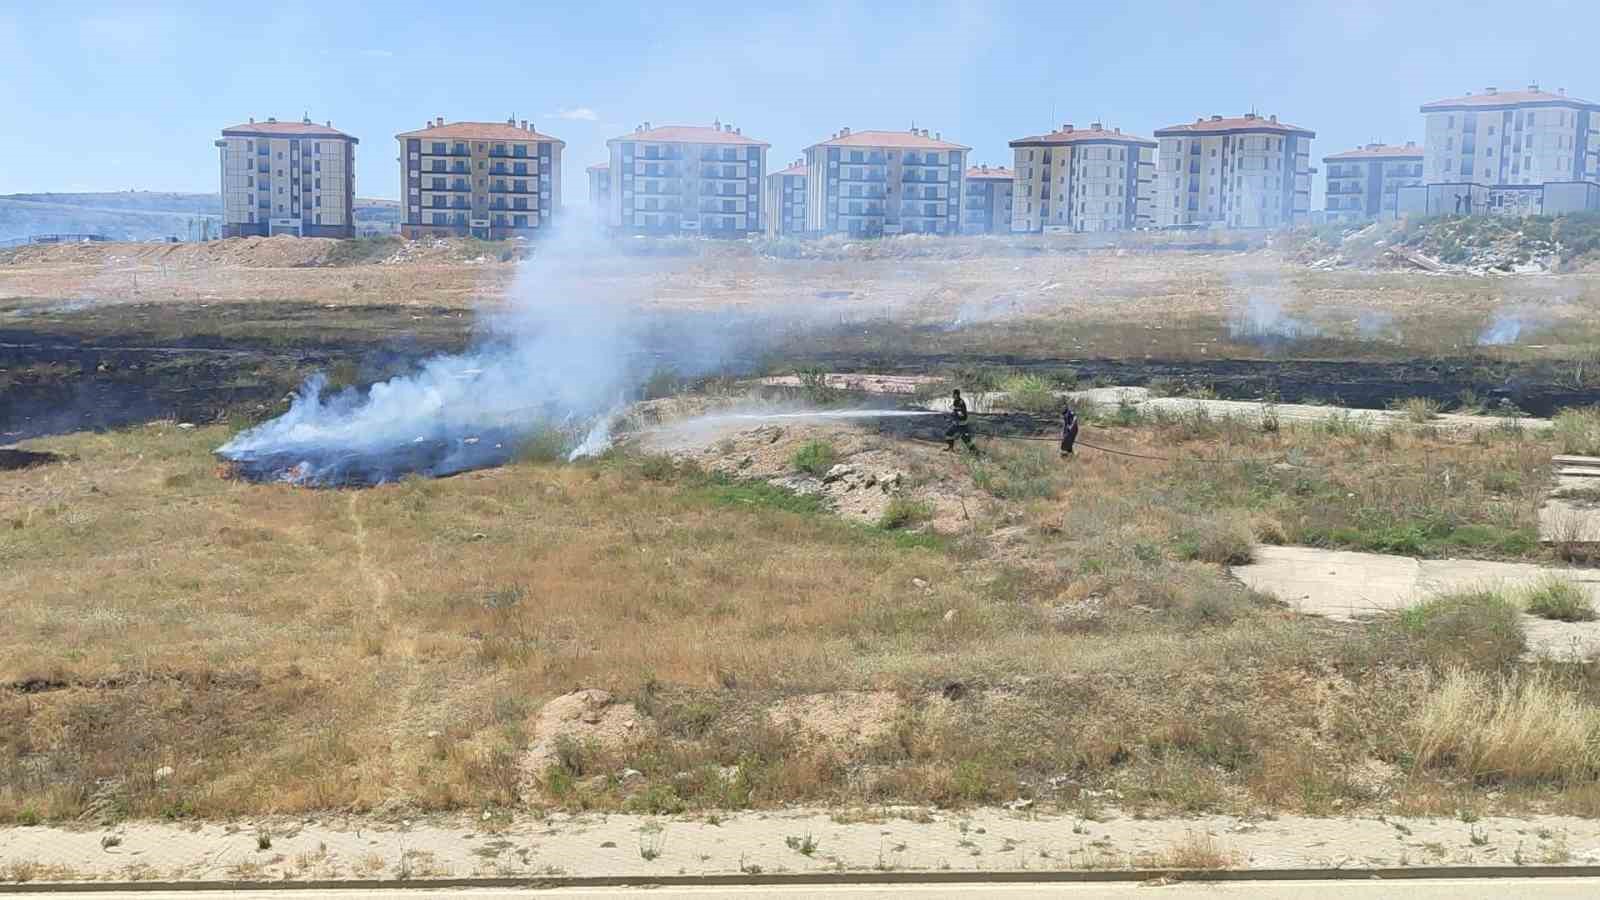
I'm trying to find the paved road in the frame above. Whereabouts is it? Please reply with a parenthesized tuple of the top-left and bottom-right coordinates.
(9, 879, 1600, 899)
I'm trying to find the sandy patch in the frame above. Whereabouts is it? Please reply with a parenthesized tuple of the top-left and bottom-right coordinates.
(767, 690, 906, 753)
(520, 689, 650, 786)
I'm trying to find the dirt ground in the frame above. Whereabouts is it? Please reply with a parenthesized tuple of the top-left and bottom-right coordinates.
(8, 235, 1600, 865)
(6, 237, 1600, 360)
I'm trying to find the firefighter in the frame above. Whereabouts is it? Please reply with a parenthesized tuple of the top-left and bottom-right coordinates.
(944, 389, 975, 452)
(1060, 403, 1080, 457)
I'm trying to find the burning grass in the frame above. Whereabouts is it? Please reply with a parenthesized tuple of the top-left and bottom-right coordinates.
(0, 403, 1593, 824)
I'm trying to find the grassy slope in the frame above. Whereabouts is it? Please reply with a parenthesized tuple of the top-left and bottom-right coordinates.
(4, 410, 1597, 823)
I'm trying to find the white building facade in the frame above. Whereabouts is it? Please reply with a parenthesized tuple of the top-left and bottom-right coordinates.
(803, 128, 970, 236)
(605, 122, 768, 236)
(1009, 124, 1155, 233)
(1153, 113, 1314, 228)
(1415, 85, 1600, 217)
(216, 117, 357, 238)
(1322, 143, 1423, 222)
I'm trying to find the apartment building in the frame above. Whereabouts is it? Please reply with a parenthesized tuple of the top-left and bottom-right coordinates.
(587, 163, 610, 210)
(804, 128, 970, 236)
(1416, 85, 1600, 216)
(605, 121, 768, 236)
(395, 118, 563, 239)
(1154, 113, 1314, 228)
(1322, 143, 1423, 222)
(961, 165, 1013, 234)
(1008, 123, 1155, 233)
(764, 159, 806, 237)
(216, 116, 357, 238)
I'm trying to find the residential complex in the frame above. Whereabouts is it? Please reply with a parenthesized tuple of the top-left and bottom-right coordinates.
(1008, 124, 1155, 233)
(394, 118, 562, 239)
(216, 117, 358, 238)
(587, 163, 610, 210)
(604, 122, 768, 236)
(1321, 143, 1423, 222)
(1154, 113, 1314, 228)
(764, 159, 807, 237)
(803, 128, 970, 236)
(1406, 85, 1600, 217)
(961, 165, 1013, 234)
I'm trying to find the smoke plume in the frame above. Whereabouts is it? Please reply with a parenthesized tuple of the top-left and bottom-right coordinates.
(217, 219, 734, 485)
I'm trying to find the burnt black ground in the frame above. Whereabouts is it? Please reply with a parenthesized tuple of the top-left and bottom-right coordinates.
(2, 298, 1592, 443)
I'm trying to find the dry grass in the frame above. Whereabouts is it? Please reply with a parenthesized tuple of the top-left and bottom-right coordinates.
(1391, 396, 1442, 423)
(1519, 576, 1597, 622)
(0, 402, 1587, 823)
(1554, 408, 1600, 456)
(1139, 830, 1242, 869)
(1411, 668, 1600, 784)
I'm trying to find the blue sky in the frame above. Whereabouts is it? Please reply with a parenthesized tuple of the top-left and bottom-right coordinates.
(2, 1, 1595, 208)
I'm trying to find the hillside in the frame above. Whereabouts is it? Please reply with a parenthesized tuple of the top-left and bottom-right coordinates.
(1294, 212, 1600, 274)
(0, 191, 400, 242)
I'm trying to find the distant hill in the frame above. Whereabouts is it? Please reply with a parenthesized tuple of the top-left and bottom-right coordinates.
(0, 191, 400, 242)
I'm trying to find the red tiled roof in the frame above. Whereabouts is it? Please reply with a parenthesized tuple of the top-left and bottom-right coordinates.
(395, 121, 564, 144)
(222, 119, 356, 141)
(1421, 89, 1598, 111)
(1009, 127, 1155, 148)
(1324, 143, 1423, 161)
(1154, 115, 1314, 137)
(807, 130, 969, 151)
(586, 162, 609, 173)
(771, 162, 807, 177)
(608, 125, 770, 147)
(964, 166, 1013, 180)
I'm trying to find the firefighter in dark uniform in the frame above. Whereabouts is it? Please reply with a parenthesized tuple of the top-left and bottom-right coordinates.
(1060, 403, 1080, 457)
(944, 389, 975, 452)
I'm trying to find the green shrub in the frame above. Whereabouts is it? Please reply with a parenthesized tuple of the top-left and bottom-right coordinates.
(967, 443, 1057, 500)
(1000, 373, 1059, 414)
(1394, 588, 1526, 670)
(796, 367, 842, 406)
(639, 368, 683, 400)
(791, 439, 837, 476)
(639, 454, 678, 482)
(1520, 576, 1597, 622)
(516, 428, 571, 464)
(1553, 408, 1600, 456)
(1391, 396, 1441, 423)
(1176, 515, 1256, 566)
(879, 497, 932, 530)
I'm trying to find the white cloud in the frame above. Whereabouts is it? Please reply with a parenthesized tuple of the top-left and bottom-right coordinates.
(550, 107, 600, 122)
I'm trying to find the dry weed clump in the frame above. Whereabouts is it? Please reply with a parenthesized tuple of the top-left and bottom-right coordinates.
(1519, 576, 1597, 622)
(1410, 668, 1600, 784)
(1553, 407, 1600, 456)
(1139, 830, 1242, 870)
(1392, 588, 1526, 671)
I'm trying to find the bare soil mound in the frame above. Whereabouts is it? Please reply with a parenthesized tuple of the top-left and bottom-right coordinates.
(519, 689, 650, 791)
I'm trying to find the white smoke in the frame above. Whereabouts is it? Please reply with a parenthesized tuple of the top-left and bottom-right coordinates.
(217, 214, 724, 484)
(1477, 310, 1524, 346)
(1228, 296, 1318, 344)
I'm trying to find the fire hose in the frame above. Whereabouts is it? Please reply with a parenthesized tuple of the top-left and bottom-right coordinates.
(913, 412, 1286, 465)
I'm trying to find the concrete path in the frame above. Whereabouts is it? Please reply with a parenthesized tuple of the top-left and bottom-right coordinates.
(1235, 546, 1600, 659)
(1539, 456, 1600, 545)
(924, 386, 1552, 434)
(10, 879, 1600, 899)
(6, 809, 1600, 886)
